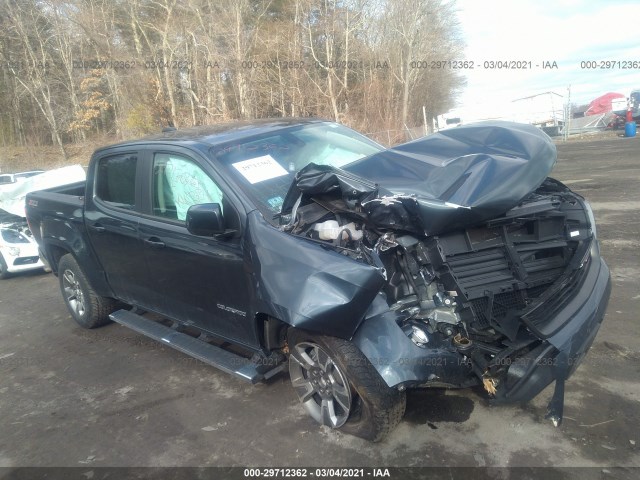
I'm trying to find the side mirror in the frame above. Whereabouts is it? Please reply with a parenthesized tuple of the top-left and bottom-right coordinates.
(186, 203, 225, 236)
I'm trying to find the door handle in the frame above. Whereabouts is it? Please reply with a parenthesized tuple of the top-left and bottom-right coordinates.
(144, 237, 165, 248)
(90, 223, 106, 233)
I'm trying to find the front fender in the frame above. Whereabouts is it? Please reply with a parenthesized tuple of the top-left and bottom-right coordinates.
(246, 212, 385, 340)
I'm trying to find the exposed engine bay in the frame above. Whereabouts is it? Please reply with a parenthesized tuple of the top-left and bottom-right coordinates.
(280, 168, 594, 401)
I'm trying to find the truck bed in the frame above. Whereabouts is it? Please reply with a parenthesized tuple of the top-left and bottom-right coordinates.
(25, 181, 86, 251)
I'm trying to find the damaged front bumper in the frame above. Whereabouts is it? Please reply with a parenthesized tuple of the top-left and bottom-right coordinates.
(492, 241, 611, 425)
(352, 240, 611, 425)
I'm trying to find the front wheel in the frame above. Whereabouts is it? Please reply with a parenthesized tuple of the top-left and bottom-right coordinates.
(58, 254, 116, 329)
(288, 329, 406, 442)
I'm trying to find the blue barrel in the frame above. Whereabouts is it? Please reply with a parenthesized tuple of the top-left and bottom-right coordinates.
(625, 121, 637, 137)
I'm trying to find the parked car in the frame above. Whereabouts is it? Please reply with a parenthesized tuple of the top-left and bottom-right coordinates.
(25, 119, 611, 441)
(0, 209, 47, 279)
(0, 170, 45, 185)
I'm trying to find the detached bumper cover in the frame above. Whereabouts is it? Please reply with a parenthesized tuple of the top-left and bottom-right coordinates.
(493, 243, 611, 405)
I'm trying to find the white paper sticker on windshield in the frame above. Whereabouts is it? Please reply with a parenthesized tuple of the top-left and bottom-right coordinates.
(232, 155, 289, 184)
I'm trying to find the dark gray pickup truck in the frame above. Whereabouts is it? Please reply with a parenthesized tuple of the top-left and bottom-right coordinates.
(26, 119, 611, 441)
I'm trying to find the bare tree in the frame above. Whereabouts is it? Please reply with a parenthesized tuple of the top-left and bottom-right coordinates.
(0, 0, 464, 153)
(380, 0, 464, 130)
(3, 0, 69, 158)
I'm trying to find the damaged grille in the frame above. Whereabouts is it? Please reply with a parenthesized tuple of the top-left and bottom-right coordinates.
(469, 284, 549, 326)
(520, 241, 591, 337)
(443, 244, 568, 299)
(426, 207, 588, 339)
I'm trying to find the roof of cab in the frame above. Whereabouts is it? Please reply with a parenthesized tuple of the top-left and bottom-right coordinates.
(94, 118, 328, 154)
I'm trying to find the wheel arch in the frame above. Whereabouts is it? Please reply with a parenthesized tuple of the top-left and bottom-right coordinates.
(43, 239, 114, 298)
(46, 243, 70, 275)
(257, 313, 289, 352)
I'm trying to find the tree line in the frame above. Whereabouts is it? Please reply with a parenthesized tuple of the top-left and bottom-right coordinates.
(0, 0, 465, 158)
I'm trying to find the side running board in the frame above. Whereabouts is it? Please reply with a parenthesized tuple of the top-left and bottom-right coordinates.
(109, 309, 284, 384)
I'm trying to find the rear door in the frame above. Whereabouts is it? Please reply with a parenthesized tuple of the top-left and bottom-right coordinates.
(85, 150, 150, 304)
(137, 148, 258, 348)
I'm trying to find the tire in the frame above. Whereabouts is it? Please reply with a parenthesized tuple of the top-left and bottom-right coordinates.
(0, 254, 11, 279)
(58, 253, 116, 329)
(288, 328, 406, 442)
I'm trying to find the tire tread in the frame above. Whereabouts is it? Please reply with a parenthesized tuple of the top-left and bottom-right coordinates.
(58, 254, 116, 329)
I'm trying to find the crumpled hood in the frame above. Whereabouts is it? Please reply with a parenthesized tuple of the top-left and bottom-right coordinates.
(282, 121, 557, 236)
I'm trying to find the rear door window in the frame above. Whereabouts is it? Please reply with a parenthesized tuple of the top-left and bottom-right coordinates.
(95, 153, 138, 209)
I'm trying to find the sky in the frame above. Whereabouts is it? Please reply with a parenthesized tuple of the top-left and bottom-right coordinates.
(452, 0, 640, 115)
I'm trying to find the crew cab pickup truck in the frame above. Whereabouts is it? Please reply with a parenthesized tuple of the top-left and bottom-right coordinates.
(26, 119, 611, 441)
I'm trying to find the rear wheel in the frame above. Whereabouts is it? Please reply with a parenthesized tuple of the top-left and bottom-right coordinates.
(58, 254, 116, 329)
(288, 329, 406, 442)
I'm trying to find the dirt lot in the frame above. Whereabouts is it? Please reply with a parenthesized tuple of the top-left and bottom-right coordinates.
(0, 135, 638, 475)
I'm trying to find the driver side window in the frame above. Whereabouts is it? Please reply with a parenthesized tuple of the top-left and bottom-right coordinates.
(152, 153, 224, 221)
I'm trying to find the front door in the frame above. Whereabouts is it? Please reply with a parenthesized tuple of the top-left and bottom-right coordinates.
(138, 150, 257, 347)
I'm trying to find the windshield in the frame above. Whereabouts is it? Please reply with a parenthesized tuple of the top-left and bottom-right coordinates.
(213, 122, 383, 221)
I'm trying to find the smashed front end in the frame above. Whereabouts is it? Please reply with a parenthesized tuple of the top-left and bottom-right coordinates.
(279, 122, 611, 425)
